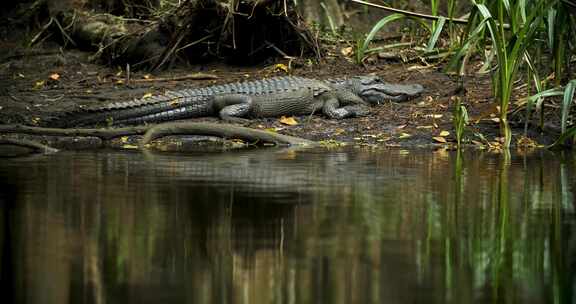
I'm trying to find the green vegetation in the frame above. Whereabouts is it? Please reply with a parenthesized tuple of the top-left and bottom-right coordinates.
(355, 0, 576, 148)
(453, 97, 469, 148)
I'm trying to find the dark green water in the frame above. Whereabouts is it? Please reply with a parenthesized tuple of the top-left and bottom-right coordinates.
(0, 148, 574, 304)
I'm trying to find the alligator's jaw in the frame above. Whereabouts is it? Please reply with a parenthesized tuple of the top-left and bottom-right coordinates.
(360, 82, 424, 105)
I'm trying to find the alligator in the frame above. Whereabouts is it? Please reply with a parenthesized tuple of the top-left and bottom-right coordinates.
(47, 75, 423, 127)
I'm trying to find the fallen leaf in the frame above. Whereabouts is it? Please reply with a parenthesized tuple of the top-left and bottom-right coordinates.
(341, 47, 353, 56)
(264, 128, 278, 133)
(439, 130, 450, 137)
(398, 133, 411, 139)
(116, 79, 124, 85)
(120, 136, 129, 143)
(143, 74, 152, 79)
(334, 128, 346, 135)
(416, 125, 434, 129)
(433, 136, 447, 143)
(49, 73, 60, 81)
(169, 98, 181, 107)
(279, 116, 298, 126)
(142, 92, 153, 99)
(491, 118, 500, 123)
(396, 124, 407, 129)
(426, 114, 443, 119)
(17, 73, 25, 78)
(122, 145, 138, 149)
(33, 80, 45, 89)
(274, 64, 289, 73)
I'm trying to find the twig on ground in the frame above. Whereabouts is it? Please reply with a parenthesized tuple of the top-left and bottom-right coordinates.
(130, 72, 219, 83)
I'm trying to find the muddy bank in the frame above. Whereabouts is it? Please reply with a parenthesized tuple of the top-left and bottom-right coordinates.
(0, 43, 556, 151)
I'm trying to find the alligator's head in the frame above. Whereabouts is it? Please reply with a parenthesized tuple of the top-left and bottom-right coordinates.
(344, 76, 424, 105)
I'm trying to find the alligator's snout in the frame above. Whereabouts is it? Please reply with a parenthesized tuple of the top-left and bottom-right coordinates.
(361, 82, 424, 104)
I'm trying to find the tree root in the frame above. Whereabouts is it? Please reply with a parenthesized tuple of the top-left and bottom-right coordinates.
(141, 122, 316, 146)
(0, 124, 150, 140)
(0, 137, 59, 154)
(0, 122, 316, 149)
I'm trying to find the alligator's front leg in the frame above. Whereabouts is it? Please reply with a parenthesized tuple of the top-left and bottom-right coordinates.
(321, 91, 370, 119)
(213, 94, 253, 123)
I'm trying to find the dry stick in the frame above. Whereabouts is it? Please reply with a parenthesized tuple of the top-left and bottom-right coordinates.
(130, 73, 219, 83)
(0, 124, 150, 140)
(351, 0, 511, 28)
(0, 137, 59, 154)
(350, 0, 469, 24)
(142, 122, 317, 146)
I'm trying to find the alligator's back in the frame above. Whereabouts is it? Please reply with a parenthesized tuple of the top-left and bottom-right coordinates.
(49, 76, 324, 127)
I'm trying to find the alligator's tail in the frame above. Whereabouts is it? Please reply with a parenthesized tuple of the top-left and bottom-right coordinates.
(44, 90, 213, 128)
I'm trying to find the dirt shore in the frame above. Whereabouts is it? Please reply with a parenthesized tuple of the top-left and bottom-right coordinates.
(0, 43, 554, 150)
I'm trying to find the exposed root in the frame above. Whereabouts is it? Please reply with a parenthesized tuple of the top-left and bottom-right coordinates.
(0, 124, 150, 140)
(0, 123, 317, 148)
(0, 137, 59, 154)
(142, 122, 317, 146)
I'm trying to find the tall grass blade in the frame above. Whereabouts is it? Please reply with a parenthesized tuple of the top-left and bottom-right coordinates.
(427, 16, 446, 51)
(523, 52, 543, 133)
(356, 13, 405, 64)
(560, 80, 576, 133)
(547, 126, 576, 149)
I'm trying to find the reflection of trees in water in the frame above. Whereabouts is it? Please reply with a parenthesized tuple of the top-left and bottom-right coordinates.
(1, 149, 575, 303)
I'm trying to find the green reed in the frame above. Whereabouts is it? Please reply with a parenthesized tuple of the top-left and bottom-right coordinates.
(453, 97, 469, 148)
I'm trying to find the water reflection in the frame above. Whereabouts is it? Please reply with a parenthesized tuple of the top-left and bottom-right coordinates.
(0, 148, 574, 304)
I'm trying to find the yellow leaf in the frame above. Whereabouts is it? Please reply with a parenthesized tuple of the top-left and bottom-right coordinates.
(116, 79, 124, 85)
(169, 98, 181, 107)
(274, 64, 289, 73)
(142, 92, 153, 99)
(120, 136, 129, 143)
(334, 128, 346, 135)
(264, 128, 278, 133)
(426, 114, 443, 119)
(279, 116, 298, 126)
(33, 80, 45, 89)
(439, 130, 450, 137)
(122, 145, 138, 149)
(416, 125, 434, 129)
(341, 47, 353, 56)
(49, 73, 60, 81)
(433, 136, 447, 143)
(143, 74, 152, 79)
(398, 133, 411, 139)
